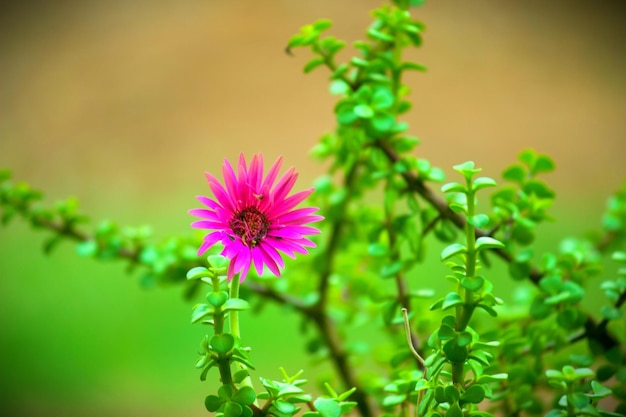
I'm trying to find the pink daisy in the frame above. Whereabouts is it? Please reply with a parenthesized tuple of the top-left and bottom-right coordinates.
(190, 153, 323, 281)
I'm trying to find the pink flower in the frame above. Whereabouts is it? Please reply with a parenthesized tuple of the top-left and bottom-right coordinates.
(190, 153, 323, 281)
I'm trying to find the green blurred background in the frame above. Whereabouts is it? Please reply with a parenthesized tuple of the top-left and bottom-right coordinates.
(1, 1, 625, 415)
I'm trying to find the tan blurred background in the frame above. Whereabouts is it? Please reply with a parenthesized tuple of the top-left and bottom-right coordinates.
(1, 1, 625, 416)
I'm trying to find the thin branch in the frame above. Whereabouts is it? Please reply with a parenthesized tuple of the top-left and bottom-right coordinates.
(384, 190, 423, 368)
(311, 160, 375, 417)
(309, 310, 375, 417)
(317, 161, 360, 306)
(401, 308, 424, 365)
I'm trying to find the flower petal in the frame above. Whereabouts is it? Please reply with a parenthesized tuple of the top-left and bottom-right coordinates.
(259, 245, 281, 276)
(191, 220, 227, 230)
(261, 156, 283, 193)
(271, 167, 297, 203)
(196, 195, 221, 210)
(251, 247, 265, 276)
(205, 172, 235, 212)
(269, 188, 314, 217)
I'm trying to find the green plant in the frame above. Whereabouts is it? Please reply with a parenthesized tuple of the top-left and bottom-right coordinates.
(2, 1, 625, 416)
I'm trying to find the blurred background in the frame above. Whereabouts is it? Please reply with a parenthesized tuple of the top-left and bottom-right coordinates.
(1, 1, 625, 416)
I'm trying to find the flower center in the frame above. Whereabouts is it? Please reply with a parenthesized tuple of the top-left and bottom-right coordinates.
(230, 207, 269, 248)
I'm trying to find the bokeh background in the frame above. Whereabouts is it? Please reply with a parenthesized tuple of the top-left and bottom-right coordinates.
(1, 1, 625, 416)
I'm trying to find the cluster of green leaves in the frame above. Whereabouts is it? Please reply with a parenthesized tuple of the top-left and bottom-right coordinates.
(0, 169, 213, 296)
(545, 365, 616, 417)
(188, 256, 357, 417)
(410, 162, 506, 417)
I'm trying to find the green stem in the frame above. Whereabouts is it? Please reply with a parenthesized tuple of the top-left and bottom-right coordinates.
(229, 277, 241, 338)
(566, 383, 576, 417)
(212, 275, 225, 334)
(229, 275, 257, 394)
(454, 185, 477, 387)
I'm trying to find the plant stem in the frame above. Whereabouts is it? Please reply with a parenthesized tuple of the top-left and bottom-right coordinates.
(230, 277, 241, 337)
(453, 183, 476, 387)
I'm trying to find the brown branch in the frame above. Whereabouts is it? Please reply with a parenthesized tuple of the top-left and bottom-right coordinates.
(384, 191, 423, 368)
(311, 160, 375, 417)
(309, 309, 375, 417)
(317, 161, 360, 305)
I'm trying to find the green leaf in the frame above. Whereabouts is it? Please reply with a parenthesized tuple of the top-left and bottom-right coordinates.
(76, 240, 98, 257)
(239, 406, 253, 417)
(304, 57, 326, 73)
(191, 303, 214, 324)
(428, 167, 446, 182)
(205, 395, 224, 412)
(331, 63, 349, 80)
(519, 149, 537, 167)
(461, 275, 484, 291)
(438, 323, 456, 340)
(353, 104, 374, 118)
(336, 102, 358, 125)
(476, 373, 508, 384)
(314, 398, 341, 417)
(223, 298, 250, 312)
(211, 334, 235, 354)
(601, 306, 622, 320)
(524, 179, 555, 199)
(457, 331, 473, 347)
(320, 36, 345, 55)
(351, 56, 369, 68)
(392, 136, 420, 153)
(382, 394, 406, 407)
(476, 303, 498, 317)
(401, 62, 427, 72)
(447, 402, 463, 417)
(233, 369, 249, 384)
(442, 292, 463, 310)
(274, 400, 297, 414)
(219, 385, 235, 399)
(472, 177, 497, 191)
(533, 154, 556, 174)
(232, 386, 256, 405)
(381, 261, 402, 278)
(461, 384, 486, 404)
(187, 266, 211, 280)
(372, 87, 394, 109)
(207, 291, 229, 308)
(224, 401, 243, 417)
(441, 243, 467, 261)
(453, 161, 481, 179)
(368, 243, 388, 257)
(313, 19, 333, 31)
(475, 236, 505, 251)
(612, 251, 626, 263)
(208, 255, 230, 272)
(441, 182, 466, 193)
(590, 380, 612, 398)
(372, 112, 395, 133)
(530, 296, 553, 319)
(444, 385, 460, 403)
(329, 80, 349, 95)
(502, 164, 526, 183)
(468, 214, 489, 228)
(509, 261, 531, 280)
(368, 28, 395, 42)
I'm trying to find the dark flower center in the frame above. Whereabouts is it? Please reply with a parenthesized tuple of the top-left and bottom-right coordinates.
(230, 207, 269, 248)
